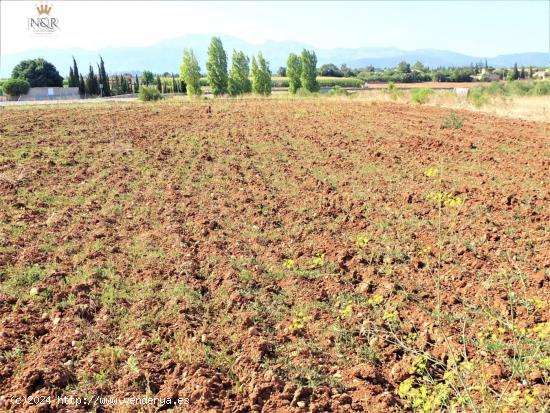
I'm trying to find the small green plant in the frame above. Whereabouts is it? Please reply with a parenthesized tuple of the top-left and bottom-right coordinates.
(442, 111, 463, 129)
(126, 355, 140, 373)
(411, 88, 433, 104)
(338, 301, 353, 319)
(386, 81, 399, 100)
(355, 234, 370, 248)
(139, 86, 162, 101)
(309, 253, 326, 268)
(290, 311, 308, 332)
(283, 258, 296, 270)
(423, 167, 439, 178)
(426, 191, 463, 208)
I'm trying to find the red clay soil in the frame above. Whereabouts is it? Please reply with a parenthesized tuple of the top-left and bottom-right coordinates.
(0, 99, 548, 412)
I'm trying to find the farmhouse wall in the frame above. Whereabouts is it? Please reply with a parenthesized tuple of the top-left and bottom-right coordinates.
(18, 87, 81, 101)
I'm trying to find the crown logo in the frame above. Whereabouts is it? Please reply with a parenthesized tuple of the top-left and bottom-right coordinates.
(36, 2, 52, 15)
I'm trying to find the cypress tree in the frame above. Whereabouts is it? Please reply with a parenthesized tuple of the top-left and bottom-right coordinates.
(86, 65, 97, 95)
(68, 67, 75, 87)
(98, 56, 111, 96)
(112, 75, 118, 95)
(512, 63, 519, 80)
(134, 74, 139, 93)
(172, 74, 177, 93)
(72, 57, 80, 86)
(97, 64, 103, 95)
(78, 74, 85, 95)
(156, 75, 162, 92)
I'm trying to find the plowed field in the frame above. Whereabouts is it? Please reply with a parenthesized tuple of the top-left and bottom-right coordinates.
(0, 100, 548, 412)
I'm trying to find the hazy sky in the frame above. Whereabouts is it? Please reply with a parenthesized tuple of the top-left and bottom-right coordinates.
(1, 1, 548, 56)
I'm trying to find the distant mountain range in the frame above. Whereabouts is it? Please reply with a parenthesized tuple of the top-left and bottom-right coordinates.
(1, 34, 548, 77)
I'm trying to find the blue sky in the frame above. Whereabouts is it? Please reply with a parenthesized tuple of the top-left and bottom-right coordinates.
(1, 1, 548, 56)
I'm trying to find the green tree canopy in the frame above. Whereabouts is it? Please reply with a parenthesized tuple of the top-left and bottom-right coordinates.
(180, 48, 202, 97)
(2, 78, 30, 96)
(12, 58, 63, 87)
(318, 63, 342, 77)
(286, 53, 302, 94)
(228, 50, 251, 96)
(300, 49, 319, 92)
(142, 70, 154, 85)
(397, 61, 411, 73)
(412, 61, 428, 72)
(206, 37, 228, 96)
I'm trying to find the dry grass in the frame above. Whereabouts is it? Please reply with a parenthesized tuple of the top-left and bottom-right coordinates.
(354, 90, 550, 122)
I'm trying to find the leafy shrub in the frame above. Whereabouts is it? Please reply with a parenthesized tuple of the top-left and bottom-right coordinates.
(272, 77, 363, 88)
(468, 88, 490, 108)
(327, 86, 349, 96)
(468, 81, 550, 102)
(410, 88, 432, 104)
(2, 78, 30, 96)
(139, 87, 162, 102)
(531, 81, 550, 96)
(442, 111, 463, 129)
(295, 87, 317, 97)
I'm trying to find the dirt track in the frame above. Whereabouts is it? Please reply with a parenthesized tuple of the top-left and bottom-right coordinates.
(0, 100, 548, 412)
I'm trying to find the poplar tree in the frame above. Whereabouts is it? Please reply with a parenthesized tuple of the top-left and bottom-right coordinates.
(180, 48, 202, 96)
(286, 53, 302, 94)
(251, 53, 271, 96)
(228, 50, 251, 96)
(206, 37, 228, 96)
(300, 49, 319, 92)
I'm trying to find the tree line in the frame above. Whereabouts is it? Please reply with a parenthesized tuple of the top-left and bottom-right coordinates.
(180, 37, 273, 97)
(2, 41, 544, 98)
(293, 59, 540, 84)
(179, 36, 320, 97)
